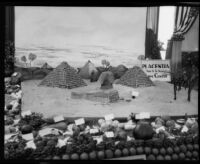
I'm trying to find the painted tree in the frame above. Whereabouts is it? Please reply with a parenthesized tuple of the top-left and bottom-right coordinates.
(28, 53, 37, 67)
(21, 56, 27, 67)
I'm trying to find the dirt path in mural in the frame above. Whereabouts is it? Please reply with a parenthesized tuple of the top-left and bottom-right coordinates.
(21, 80, 198, 118)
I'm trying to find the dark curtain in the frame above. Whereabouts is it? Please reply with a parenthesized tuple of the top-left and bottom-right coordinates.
(145, 7, 161, 59)
(5, 6, 15, 76)
(165, 6, 199, 74)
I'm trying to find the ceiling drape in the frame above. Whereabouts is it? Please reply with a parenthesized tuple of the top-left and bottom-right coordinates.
(145, 7, 161, 59)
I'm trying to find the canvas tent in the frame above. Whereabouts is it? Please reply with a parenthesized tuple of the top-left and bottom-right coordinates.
(41, 62, 53, 69)
(79, 60, 98, 79)
(116, 66, 154, 88)
(39, 61, 87, 89)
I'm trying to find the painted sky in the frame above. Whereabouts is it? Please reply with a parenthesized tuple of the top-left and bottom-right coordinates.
(15, 7, 147, 53)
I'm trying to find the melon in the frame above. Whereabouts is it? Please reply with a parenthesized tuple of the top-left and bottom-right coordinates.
(179, 152, 185, 160)
(89, 151, 97, 160)
(173, 146, 180, 154)
(122, 148, 129, 156)
(166, 147, 173, 155)
(114, 149, 122, 157)
(134, 122, 154, 140)
(62, 154, 70, 160)
(186, 151, 192, 158)
(147, 154, 155, 160)
(21, 125, 33, 134)
(97, 151, 105, 160)
(80, 152, 89, 160)
(71, 153, 79, 160)
(152, 148, 159, 156)
(180, 145, 187, 153)
(164, 155, 171, 160)
(187, 144, 193, 151)
(105, 149, 113, 159)
(136, 147, 144, 155)
(157, 155, 164, 160)
(171, 154, 179, 160)
(159, 148, 166, 156)
(129, 147, 136, 155)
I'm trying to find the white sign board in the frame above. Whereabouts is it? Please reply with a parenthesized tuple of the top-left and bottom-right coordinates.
(53, 115, 64, 123)
(105, 131, 114, 138)
(21, 110, 32, 117)
(22, 133, 34, 141)
(75, 118, 85, 125)
(135, 112, 150, 119)
(141, 60, 171, 81)
(104, 114, 114, 121)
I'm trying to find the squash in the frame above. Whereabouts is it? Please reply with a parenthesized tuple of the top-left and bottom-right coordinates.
(47, 122, 68, 131)
(133, 122, 154, 140)
(165, 120, 175, 128)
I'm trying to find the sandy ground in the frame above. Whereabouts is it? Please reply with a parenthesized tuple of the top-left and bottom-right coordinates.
(21, 80, 198, 118)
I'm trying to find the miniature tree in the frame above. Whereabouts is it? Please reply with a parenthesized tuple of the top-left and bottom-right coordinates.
(21, 56, 27, 67)
(28, 53, 37, 67)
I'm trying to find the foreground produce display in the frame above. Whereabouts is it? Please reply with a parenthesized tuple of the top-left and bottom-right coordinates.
(4, 74, 199, 160)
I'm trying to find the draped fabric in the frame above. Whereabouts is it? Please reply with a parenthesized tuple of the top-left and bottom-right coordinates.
(5, 6, 15, 76)
(165, 6, 199, 74)
(145, 7, 161, 59)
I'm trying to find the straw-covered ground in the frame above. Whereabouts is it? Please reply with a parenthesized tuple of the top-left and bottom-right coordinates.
(20, 79, 198, 118)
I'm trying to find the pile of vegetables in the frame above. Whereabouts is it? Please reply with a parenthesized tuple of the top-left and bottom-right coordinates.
(4, 76, 199, 160)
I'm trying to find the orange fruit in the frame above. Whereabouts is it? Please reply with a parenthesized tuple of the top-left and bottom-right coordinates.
(156, 155, 164, 160)
(71, 153, 79, 160)
(114, 149, 122, 158)
(80, 152, 89, 160)
(171, 154, 179, 160)
(89, 151, 97, 160)
(147, 154, 155, 160)
(179, 152, 185, 160)
(129, 147, 136, 155)
(187, 144, 193, 151)
(159, 148, 166, 156)
(105, 149, 113, 159)
(62, 154, 70, 160)
(164, 155, 171, 160)
(186, 151, 192, 158)
(122, 148, 129, 156)
(97, 151, 105, 160)
(152, 148, 159, 156)
(166, 147, 173, 155)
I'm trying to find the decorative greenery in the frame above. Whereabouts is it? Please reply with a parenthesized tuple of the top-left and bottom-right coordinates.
(28, 53, 37, 67)
(5, 41, 15, 76)
(101, 59, 110, 69)
(171, 33, 185, 41)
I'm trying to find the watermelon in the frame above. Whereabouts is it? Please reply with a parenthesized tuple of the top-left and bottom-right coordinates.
(122, 148, 129, 156)
(114, 149, 122, 157)
(62, 154, 70, 160)
(174, 146, 180, 154)
(180, 145, 187, 153)
(152, 148, 159, 156)
(187, 144, 193, 151)
(71, 153, 79, 160)
(97, 151, 105, 160)
(105, 149, 113, 159)
(164, 155, 171, 160)
(166, 147, 173, 155)
(21, 125, 33, 134)
(129, 147, 137, 155)
(80, 152, 89, 160)
(156, 155, 164, 160)
(147, 154, 155, 160)
(160, 148, 166, 156)
(179, 152, 185, 160)
(89, 151, 97, 160)
(171, 154, 179, 160)
(186, 151, 192, 158)
(136, 147, 144, 155)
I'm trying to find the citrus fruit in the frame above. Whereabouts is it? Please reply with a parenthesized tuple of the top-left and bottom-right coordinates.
(136, 146, 144, 155)
(152, 148, 159, 156)
(193, 144, 199, 151)
(156, 155, 164, 160)
(147, 154, 155, 160)
(144, 147, 151, 155)
(159, 148, 166, 156)
(62, 154, 70, 160)
(114, 149, 122, 157)
(164, 155, 171, 160)
(192, 151, 198, 158)
(89, 151, 97, 160)
(187, 144, 193, 151)
(52, 156, 60, 160)
(171, 154, 179, 160)
(105, 149, 113, 159)
(97, 151, 105, 160)
(174, 146, 180, 154)
(129, 147, 136, 155)
(166, 147, 173, 155)
(122, 148, 129, 156)
(80, 152, 89, 160)
(186, 151, 192, 158)
(71, 153, 79, 160)
(180, 145, 187, 153)
(179, 152, 185, 160)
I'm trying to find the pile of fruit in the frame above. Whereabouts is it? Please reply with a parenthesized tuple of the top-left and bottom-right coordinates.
(4, 75, 199, 160)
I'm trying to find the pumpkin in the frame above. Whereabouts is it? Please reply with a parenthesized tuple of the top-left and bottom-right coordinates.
(133, 122, 154, 140)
